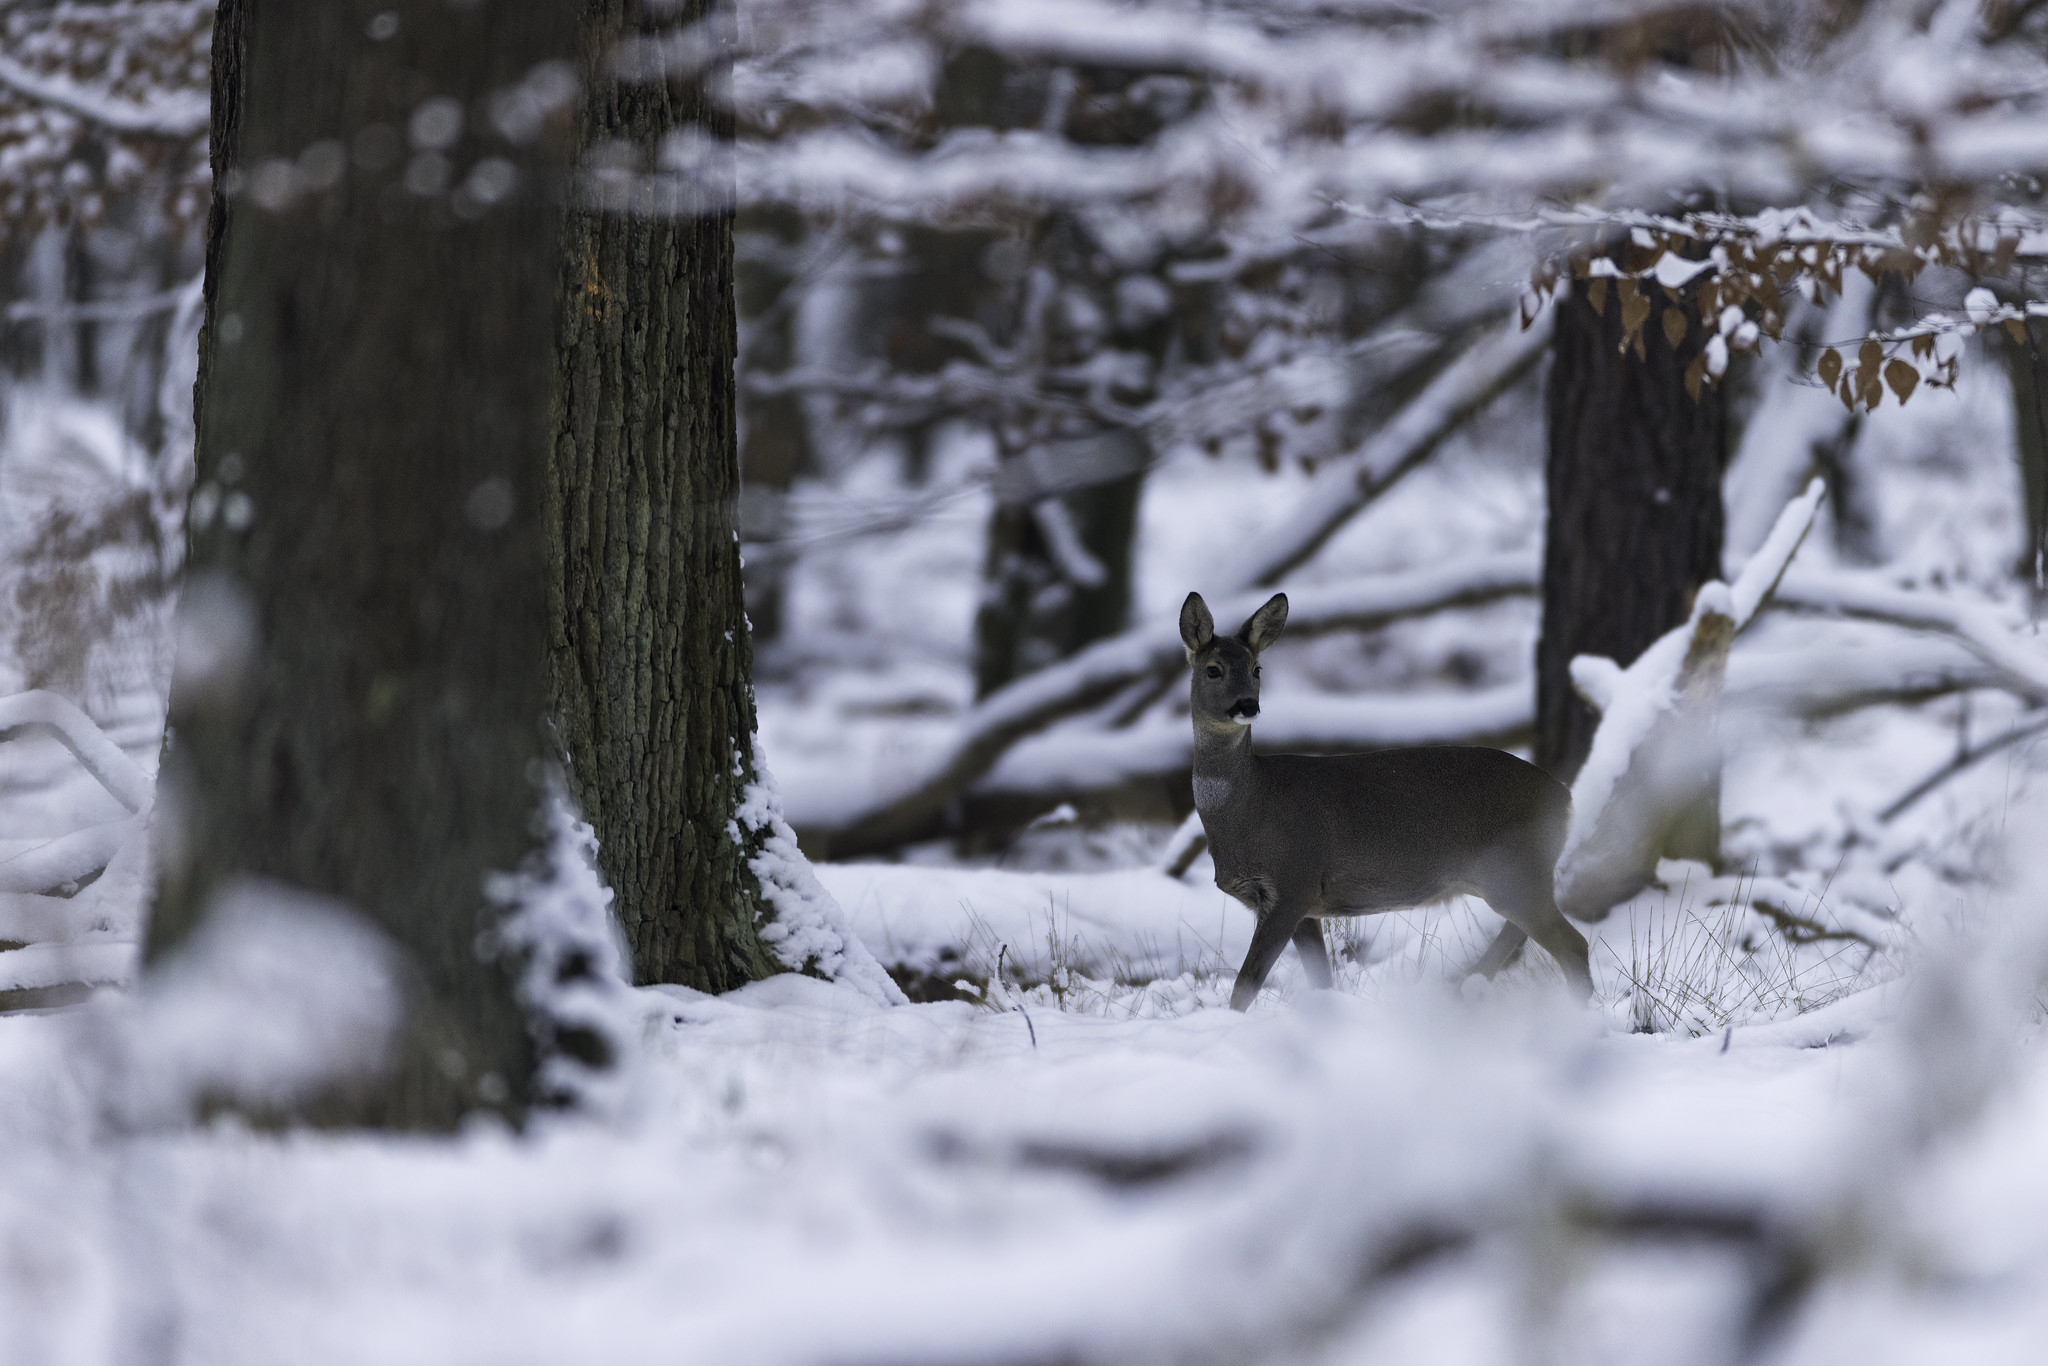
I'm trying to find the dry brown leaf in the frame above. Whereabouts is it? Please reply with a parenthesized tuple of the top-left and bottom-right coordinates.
(1662, 307, 1688, 349)
(1885, 358, 1919, 404)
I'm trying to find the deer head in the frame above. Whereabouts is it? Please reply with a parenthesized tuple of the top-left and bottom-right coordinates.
(1179, 591, 1288, 732)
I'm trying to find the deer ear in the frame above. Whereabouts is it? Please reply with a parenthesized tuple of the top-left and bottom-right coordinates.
(1238, 592, 1288, 652)
(1179, 592, 1215, 655)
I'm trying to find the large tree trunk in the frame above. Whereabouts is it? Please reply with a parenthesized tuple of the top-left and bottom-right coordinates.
(1536, 276, 1727, 786)
(150, 0, 580, 1127)
(545, 0, 778, 991)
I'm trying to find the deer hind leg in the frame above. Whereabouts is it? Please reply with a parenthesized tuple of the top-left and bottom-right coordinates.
(1292, 918, 1333, 990)
(1230, 906, 1306, 1012)
(1482, 881, 1593, 1002)
(1465, 923, 1528, 981)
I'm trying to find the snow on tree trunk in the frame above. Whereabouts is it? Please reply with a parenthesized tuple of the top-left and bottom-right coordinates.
(729, 740, 905, 1007)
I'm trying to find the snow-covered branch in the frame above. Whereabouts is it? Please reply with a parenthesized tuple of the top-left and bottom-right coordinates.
(0, 690, 154, 815)
(0, 51, 207, 140)
(1773, 570, 2048, 707)
(1222, 311, 1552, 589)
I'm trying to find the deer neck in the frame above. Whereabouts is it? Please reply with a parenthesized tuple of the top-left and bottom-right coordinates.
(1191, 719, 1255, 815)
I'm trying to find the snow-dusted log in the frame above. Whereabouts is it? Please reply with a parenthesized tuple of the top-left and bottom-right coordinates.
(802, 555, 1540, 857)
(0, 690, 154, 814)
(1222, 313, 1552, 589)
(1557, 481, 1825, 922)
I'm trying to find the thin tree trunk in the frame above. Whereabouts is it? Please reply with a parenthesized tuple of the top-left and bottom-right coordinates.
(2002, 318, 2048, 586)
(736, 205, 813, 643)
(150, 0, 579, 1127)
(1536, 276, 1727, 785)
(974, 441, 1145, 699)
(545, 0, 778, 991)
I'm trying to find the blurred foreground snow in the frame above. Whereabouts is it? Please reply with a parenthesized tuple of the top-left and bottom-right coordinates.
(0, 859, 2041, 1365)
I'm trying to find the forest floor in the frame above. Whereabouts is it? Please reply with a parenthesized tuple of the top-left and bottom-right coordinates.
(4, 355, 2048, 1360)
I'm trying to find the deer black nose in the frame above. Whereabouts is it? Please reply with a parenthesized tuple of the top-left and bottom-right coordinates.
(1229, 698, 1259, 719)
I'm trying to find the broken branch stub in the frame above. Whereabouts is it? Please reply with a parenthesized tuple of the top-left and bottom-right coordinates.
(1556, 481, 1825, 922)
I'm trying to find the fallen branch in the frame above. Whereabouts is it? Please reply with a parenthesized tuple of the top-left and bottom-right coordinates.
(1558, 481, 1825, 922)
(802, 554, 1539, 857)
(0, 690, 154, 814)
(981, 682, 1533, 799)
(0, 814, 146, 896)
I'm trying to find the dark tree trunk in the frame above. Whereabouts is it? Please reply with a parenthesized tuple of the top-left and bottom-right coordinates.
(1536, 277, 1727, 784)
(973, 434, 1145, 699)
(2002, 318, 2048, 585)
(545, 0, 778, 991)
(151, 0, 580, 1127)
(735, 205, 813, 643)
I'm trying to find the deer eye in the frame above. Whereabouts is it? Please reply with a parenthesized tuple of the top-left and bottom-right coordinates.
(1254, 667, 1261, 677)
(1205, 666, 1223, 679)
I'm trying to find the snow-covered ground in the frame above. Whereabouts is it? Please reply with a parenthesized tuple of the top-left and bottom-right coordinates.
(5, 333, 2048, 1361)
(1, 898, 2045, 1366)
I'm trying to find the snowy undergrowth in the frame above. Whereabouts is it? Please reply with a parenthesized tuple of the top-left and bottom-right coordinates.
(7, 904, 2048, 1365)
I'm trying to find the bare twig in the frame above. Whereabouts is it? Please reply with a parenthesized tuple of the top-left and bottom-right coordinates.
(1222, 312, 1552, 589)
(1878, 710, 2048, 822)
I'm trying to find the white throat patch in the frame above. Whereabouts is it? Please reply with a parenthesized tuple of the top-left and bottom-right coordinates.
(1193, 776, 1232, 810)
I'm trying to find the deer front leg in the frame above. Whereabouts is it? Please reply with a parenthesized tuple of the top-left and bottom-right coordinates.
(1231, 906, 1305, 1012)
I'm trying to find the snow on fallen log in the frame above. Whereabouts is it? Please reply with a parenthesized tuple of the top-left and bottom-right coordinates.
(804, 553, 1539, 856)
(815, 861, 1251, 986)
(1557, 480, 1825, 922)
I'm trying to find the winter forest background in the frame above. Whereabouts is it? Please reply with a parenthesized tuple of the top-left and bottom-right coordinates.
(6, 0, 2048, 1361)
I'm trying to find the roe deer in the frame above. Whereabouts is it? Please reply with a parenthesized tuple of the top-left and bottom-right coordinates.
(1180, 591, 1593, 1011)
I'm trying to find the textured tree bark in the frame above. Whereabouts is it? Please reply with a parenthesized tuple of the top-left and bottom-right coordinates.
(545, 0, 778, 991)
(1537, 276, 1727, 784)
(151, 0, 580, 1127)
